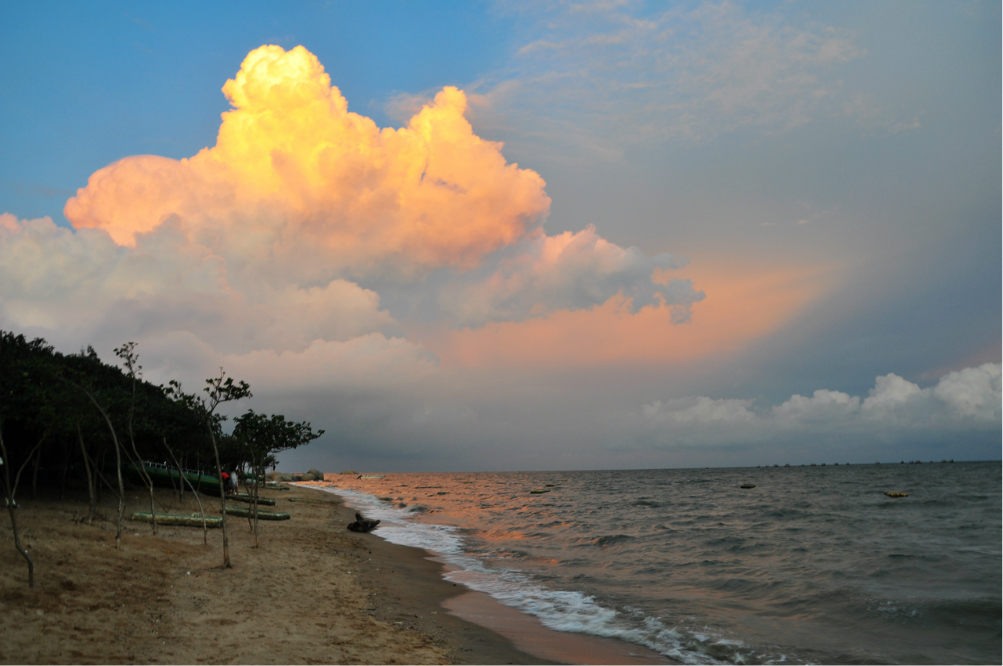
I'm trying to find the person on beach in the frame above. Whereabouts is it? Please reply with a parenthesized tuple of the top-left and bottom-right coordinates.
(221, 471, 231, 495)
(231, 470, 240, 494)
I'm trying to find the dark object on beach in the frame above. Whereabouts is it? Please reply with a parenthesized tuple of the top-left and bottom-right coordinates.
(740, 483, 756, 489)
(530, 489, 550, 494)
(884, 491, 909, 498)
(348, 512, 381, 532)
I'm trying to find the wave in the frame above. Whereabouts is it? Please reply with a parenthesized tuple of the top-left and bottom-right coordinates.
(591, 534, 637, 547)
(321, 485, 761, 665)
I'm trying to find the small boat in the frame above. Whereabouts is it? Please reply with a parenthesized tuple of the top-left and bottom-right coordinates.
(127, 462, 222, 492)
(360, 475, 385, 479)
(740, 483, 757, 489)
(883, 491, 909, 498)
(530, 489, 550, 494)
(129, 512, 222, 528)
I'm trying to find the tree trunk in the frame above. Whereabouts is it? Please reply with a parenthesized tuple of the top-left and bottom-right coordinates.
(11, 438, 44, 504)
(180, 453, 187, 501)
(59, 440, 69, 501)
(124, 390, 156, 535)
(124, 434, 157, 535)
(169, 456, 182, 501)
(77, 422, 95, 524)
(163, 438, 208, 545)
(253, 463, 262, 547)
(208, 428, 231, 568)
(31, 441, 42, 499)
(1, 426, 34, 588)
(78, 386, 126, 549)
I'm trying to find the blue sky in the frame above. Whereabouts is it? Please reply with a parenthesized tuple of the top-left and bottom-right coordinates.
(1, 1, 999, 471)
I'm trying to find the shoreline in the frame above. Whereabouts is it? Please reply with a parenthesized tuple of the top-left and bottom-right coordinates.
(0, 482, 547, 664)
(309, 480, 677, 666)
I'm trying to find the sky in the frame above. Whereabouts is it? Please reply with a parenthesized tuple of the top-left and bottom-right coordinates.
(1, 0, 1000, 472)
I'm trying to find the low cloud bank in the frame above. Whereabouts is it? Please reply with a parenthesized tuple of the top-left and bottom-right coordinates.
(625, 363, 1001, 450)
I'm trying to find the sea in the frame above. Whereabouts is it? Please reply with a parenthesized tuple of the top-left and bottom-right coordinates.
(315, 461, 1001, 664)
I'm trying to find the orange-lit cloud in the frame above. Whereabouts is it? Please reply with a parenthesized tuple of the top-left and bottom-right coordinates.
(437, 225, 701, 326)
(65, 45, 550, 274)
(7, 45, 704, 372)
(424, 259, 830, 368)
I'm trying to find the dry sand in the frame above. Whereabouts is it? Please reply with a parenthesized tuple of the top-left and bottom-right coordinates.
(0, 482, 546, 664)
(2, 479, 675, 664)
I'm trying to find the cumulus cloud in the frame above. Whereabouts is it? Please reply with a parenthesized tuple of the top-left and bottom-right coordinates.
(626, 363, 1001, 449)
(1, 42, 701, 432)
(437, 225, 704, 326)
(0, 214, 396, 355)
(66, 45, 551, 277)
(42, 44, 685, 335)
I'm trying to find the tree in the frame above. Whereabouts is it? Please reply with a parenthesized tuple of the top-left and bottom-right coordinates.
(114, 342, 160, 534)
(61, 348, 129, 549)
(166, 370, 251, 568)
(233, 410, 323, 546)
(0, 331, 50, 587)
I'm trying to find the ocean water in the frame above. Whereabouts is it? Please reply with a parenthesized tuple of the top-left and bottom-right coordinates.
(316, 462, 1001, 664)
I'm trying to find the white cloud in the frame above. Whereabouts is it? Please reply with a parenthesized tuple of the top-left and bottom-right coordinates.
(933, 364, 1002, 419)
(642, 396, 757, 424)
(474, 0, 867, 154)
(0, 214, 397, 356)
(626, 363, 1002, 449)
(437, 225, 703, 325)
(773, 389, 860, 423)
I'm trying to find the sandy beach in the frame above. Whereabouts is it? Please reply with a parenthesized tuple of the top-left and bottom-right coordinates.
(0, 480, 552, 664)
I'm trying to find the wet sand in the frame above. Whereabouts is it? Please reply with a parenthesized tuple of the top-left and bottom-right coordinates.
(442, 590, 674, 665)
(0, 482, 546, 664)
(305, 480, 677, 665)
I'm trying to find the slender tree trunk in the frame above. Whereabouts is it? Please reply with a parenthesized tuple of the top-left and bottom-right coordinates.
(123, 379, 156, 534)
(31, 441, 42, 499)
(253, 463, 262, 547)
(93, 466, 122, 499)
(10, 438, 43, 504)
(207, 428, 230, 568)
(78, 387, 126, 549)
(195, 454, 202, 495)
(124, 435, 156, 535)
(163, 437, 208, 544)
(119, 444, 158, 535)
(77, 422, 95, 524)
(166, 462, 178, 498)
(93, 449, 100, 501)
(59, 441, 69, 501)
(1, 426, 34, 588)
(166, 457, 179, 501)
(179, 453, 186, 501)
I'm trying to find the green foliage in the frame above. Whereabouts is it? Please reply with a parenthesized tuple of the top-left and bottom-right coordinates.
(0, 329, 321, 494)
(233, 411, 324, 470)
